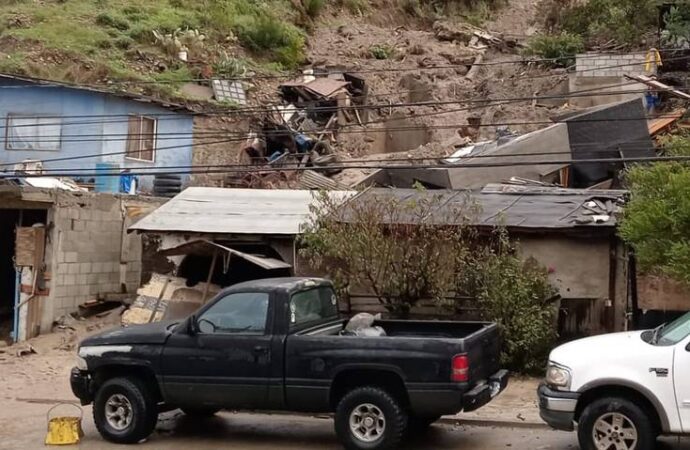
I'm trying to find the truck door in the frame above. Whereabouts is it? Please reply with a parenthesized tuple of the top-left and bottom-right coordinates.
(161, 291, 273, 409)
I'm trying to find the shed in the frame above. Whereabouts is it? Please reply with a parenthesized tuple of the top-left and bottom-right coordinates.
(337, 185, 630, 337)
(128, 187, 355, 291)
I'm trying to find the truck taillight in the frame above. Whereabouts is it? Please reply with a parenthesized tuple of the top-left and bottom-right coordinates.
(451, 354, 469, 382)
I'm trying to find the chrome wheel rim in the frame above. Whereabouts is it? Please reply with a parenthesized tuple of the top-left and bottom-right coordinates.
(349, 403, 386, 443)
(592, 412, 638, 450)
(105, 394, 134, 431)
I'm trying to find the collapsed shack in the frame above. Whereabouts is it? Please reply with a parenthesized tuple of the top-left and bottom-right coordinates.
(228, 70, 369, 189)
(335, 184, 630, 338)
(125, 187, 354, 325)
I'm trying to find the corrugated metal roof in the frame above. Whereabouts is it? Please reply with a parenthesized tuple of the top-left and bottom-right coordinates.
(338, 185, 626, 231)
(0, 73, 194, 113)
(129, 187, 355, 235)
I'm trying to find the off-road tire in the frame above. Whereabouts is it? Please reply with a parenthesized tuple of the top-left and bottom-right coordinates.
(93, 377, 158, 444)
(578, 396, 655, 450)
(335, 386, 407, 450)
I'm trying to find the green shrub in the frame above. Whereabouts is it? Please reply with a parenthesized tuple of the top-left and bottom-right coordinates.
(113, 35, 134, 49)
(234, 14, 305, 68)
(337, 0, 369, 15)
(95, 12, 130, 31)
(524, 32, 584, 68)
(467, 236, 559, 374)
(537, 0, 661, 46)
(303, 0, 326, 18)
(369, 43, 395, 60)
(619, 133, 690, 284)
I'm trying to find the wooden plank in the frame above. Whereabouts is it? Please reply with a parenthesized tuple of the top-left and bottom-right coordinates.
(647, 109, 686, 136)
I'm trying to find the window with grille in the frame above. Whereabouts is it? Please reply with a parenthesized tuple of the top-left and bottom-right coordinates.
(126, 115, 156, 162)
(6, 114, 62, 151)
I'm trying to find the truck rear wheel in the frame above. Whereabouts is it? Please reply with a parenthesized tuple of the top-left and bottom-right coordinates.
(93, 377, 158, 444)
(335, 386, 407, 450)
(578, 397, 655, 450)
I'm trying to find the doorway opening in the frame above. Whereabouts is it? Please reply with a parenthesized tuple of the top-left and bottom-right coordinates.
(0, 208, 48, 344)
(177, 243, 292, 288)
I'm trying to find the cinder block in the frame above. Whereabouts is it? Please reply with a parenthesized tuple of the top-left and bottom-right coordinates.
(65, 252, 78, 263)
(77, 274, 88, 285)
(68, 264, 80, 275)
(79, 262, 91, 274)
(89, 284, 101, 295)
(64, 274, 77, 286)
(67, 284, 79, 297)
(77, 285, 90, 296)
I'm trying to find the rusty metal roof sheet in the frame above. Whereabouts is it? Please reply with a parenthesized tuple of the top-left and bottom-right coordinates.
(129, 187, 355, 235)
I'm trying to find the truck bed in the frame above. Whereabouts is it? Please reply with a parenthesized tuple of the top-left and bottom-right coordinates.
(284, 318, 502, 413)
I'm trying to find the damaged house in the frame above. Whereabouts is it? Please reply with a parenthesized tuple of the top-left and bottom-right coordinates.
(337, 184, 630, 338)
(126, 187, 353, 323)
(0, 186, 162, 343)
(0, 73, 195, 194)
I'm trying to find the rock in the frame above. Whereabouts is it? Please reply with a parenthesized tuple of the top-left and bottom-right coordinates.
(337, 25, 354, 38)
(433, 21, 472, 44)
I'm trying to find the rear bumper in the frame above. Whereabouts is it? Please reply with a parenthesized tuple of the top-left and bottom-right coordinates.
(408, 369, 509, 416)
(538, 383, 579, 431)
(70, 367, 94, 405)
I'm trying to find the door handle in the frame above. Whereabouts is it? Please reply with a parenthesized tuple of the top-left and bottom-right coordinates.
(253, 346, 268, 354)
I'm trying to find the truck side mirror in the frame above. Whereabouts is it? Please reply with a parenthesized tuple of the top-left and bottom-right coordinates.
(187, 315, 198, 335)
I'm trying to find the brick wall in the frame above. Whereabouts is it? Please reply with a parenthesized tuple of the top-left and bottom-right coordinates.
(46, 192, 162, 323)
(575, 52, 653, 77)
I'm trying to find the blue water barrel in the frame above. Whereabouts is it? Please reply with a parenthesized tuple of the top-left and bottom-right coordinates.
(95, 162, 120, 193)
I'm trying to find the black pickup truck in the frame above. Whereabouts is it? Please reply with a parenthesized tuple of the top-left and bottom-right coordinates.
(71, 278, 508, 449)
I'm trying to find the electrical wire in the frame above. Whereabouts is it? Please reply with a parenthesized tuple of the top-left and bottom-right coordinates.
(3, 155, 688, 179)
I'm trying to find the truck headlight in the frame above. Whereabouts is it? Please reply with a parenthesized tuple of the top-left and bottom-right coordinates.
(546, 362, 571, 390)
(76, 355, 88, 370)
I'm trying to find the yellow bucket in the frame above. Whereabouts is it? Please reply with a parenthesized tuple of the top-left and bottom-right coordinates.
(45, 403, 84, 446)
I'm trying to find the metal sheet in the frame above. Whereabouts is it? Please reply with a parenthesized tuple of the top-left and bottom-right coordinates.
(159, 239, 291, 270)
(338, 186, 626, 230)
(129, 187, 355, 235)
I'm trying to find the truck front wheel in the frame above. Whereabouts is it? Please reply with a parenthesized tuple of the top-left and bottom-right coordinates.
(335, 386, 407, 450)
(93, 377, 158, 444)
(578, 397, 655, 450)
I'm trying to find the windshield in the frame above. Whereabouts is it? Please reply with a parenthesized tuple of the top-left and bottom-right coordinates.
(289, 287, 339, 328)
(656, 312, 690, 346)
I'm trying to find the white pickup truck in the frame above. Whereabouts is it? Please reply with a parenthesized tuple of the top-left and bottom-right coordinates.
(538, 312, 690, 450)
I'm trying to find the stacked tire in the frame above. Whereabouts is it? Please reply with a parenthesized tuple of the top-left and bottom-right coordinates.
(153, 175, 182, 198)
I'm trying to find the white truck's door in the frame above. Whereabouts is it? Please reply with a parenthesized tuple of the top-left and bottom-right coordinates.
(674, 335, 690, 432)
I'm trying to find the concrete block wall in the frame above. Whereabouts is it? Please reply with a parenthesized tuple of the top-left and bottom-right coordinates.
(575, 52, 653, 77)
(46, 193, 161, 321)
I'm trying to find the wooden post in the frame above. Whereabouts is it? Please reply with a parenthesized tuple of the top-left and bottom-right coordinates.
(201, 249, 219, 304)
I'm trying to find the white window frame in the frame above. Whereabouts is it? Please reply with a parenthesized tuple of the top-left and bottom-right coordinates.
(5, 114, 62, 151)
(125, 115, 157, 163)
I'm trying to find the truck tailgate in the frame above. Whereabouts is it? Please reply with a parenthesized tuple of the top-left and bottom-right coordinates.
(463, 323, 501, 383)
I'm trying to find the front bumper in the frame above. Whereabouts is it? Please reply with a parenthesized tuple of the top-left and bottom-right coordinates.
(70, 367, 94, 405)
(538, 383, 579, 431)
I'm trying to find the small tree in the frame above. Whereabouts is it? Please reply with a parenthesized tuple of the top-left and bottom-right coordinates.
(619, 134, 690, 284)
(300, 189, 478, 317)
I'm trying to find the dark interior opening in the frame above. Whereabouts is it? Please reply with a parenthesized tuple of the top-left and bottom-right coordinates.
(177, 243, 292, 289)
(0, 208, 47, 344)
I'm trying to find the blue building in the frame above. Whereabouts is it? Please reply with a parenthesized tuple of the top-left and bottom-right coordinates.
(0, 74, 195, 192)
